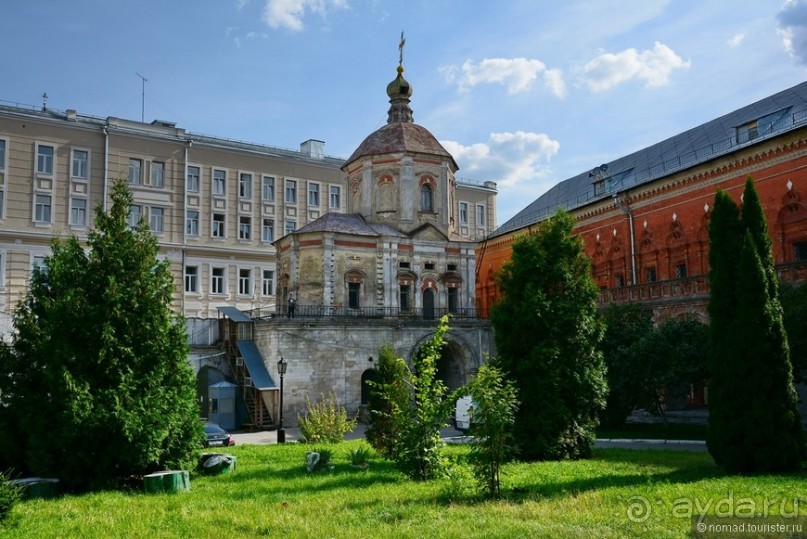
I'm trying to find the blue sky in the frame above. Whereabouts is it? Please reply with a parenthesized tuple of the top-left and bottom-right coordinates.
(2, 1, 806, 224)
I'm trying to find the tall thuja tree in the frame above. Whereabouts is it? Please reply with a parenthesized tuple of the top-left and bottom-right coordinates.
(492, 210, 607, 461)
(0, 180, 202, 491)
(707, 180, 805, 472)
(365, 344, 409, 458)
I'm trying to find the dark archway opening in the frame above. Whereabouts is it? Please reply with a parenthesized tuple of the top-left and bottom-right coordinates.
(423, 288, 435, 320)
(435, 341, 465, 393)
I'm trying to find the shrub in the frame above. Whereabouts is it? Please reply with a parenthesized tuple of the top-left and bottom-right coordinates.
(365, 345, 409, 458)
(349, 445, 372, 469)
(297, 393, 357, 444)
(439, 458, 476, 503)
(0, 472, 20, 522)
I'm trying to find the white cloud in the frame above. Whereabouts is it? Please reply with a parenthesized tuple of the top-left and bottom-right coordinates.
(441, 131, 560, 189)
(727, 32, 746, 48)
(777, 0, 807, 65)
(235, 0, 249, 11)
(441, 58, 567, 97)
(262, 0, 348, 32)
(579, 42, 690, 92)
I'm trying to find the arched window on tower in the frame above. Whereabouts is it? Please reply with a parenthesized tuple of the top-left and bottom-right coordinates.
(421, 183, 433, 212)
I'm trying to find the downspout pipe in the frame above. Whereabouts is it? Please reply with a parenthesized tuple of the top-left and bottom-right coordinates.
(102, 124, 110, 211)
(613, 194, 637, 286)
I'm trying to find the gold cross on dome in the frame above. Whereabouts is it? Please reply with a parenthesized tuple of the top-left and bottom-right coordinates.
(398, 31, 406, 67)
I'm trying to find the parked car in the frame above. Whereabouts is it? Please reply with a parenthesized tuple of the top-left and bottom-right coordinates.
(203, 422, 236, 448)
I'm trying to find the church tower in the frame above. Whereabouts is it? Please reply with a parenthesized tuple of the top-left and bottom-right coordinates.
(342, 36, 459, 238)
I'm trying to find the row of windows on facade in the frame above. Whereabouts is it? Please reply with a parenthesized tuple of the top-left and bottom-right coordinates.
(184, 266, 275, 297)
(339, 281, 460, 312)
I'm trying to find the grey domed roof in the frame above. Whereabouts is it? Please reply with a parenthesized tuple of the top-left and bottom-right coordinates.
(343, 122, 458, 171)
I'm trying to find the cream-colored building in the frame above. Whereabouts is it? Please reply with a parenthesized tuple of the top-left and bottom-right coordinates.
(0, 99, 496, 335)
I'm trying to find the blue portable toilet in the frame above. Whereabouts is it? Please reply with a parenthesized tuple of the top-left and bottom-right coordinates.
(208, 381, 238, 431)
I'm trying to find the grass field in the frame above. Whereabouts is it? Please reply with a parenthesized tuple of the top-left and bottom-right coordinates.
(1, 441, 804, 538)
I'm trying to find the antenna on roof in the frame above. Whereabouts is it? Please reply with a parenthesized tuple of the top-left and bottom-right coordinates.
(136, 73, 148, 122)
(41, 92, 48, 111)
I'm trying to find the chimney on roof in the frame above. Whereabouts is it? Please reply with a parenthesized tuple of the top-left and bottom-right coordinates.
(301, 139, 325, 159)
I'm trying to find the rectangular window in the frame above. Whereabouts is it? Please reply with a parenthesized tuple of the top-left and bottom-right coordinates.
(348, 282, 360, 309)
(285, 179, 297, 204)
(239, 215, 252, 240)
(330, 185, 340, 209)
(645, 267, 657, 283)
(211, 267, 225, 294)
(0, 190, 4, 220)
(151, 161, 165, 188)
(447, 263, 457, 271)
(476, 204, 486, 229)
(239, 172, 252, 199)
(32, 255, 48, 276)
(262, 176, 275, 201)
(186, 210, 199, 236)
(593, 179, 605, 196)
(459, 202, 468, 225)
(448, 287, 459, 314)
(285, 220, 296, 236)
(424, 262, 435, 270)
(70, 198, 87, 227)
(262, 269, 274, 296)
(71, 149, 89, 179)
(187, 165, 200, 192)
(212, 169, 226, 196)
(675, 263, 687, 279)
(184, 265, 199, 293)
(37, 144, 54, 175)
(129, 205, 142, 228)
(615, 274, 625, 288)
(238, 268, 252, 296)
(308, 183, 320, 207)
(150, 207, 164, 233)
(0, 139, 6, 170)
(34, 194, 52, 223)
(794, 241, 807, 262)
(399, 261, 411, 269)
(262, 218, 275, 242)
(128, 158, 142, 185)
(400, 284, 411, 312)
(212, 213, 226, 238)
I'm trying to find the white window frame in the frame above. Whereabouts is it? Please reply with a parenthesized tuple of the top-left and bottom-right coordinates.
(285, 220, 296, 236)
(186, 210, 200, 236)
(262, 175, 275, 202)
(31, 254, 48, 277)
(187, 165, 200, 193)
(71, 148, 89, 180)
(211, 266, 226, 295)
(330, 185, 340, 209)
(475, 204, 486, 230)
(0, 190, 4, 220)
(239, 215, 252, 240)
(70, 197, 88, 227)
(238, 267, 252, 296)
(212, 213, 226, 238)
(239, 172, 252, 199)
(285, 179, 297, 204)
(150, 206, 165, 234)
(0, 250, 5, 290)
(36, 143, 55, 176)
(262, 269, 274, 296)
(151, 161, 165, 188)
(262, 218, 275, 242)
(459, 201, 469, 225)
(34, 194, 52, 223)
(308, 182, 320, 207)
(184, 265, 199, 294)
(212, 168, 226, 196)
(128, 158, 142, 185)
(129, 205, 142, 228)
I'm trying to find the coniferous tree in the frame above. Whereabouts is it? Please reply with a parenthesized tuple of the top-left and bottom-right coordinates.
(707, 180, 805, 473)
(491, 210, 607, 460)
(365, 345, 409, 458)
(0, 180, 202, 491)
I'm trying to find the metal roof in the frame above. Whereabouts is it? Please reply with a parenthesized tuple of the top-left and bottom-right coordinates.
(343, 121, 459, 171)
(216, 306, 252, 323)
(236, 341, 277, 390)
(492, 81, 807, 238)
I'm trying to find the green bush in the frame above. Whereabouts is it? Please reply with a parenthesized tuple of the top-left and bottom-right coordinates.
(0, 472, 20, 522)
(297, 393, 357, 444)
(348, 445, 372, 468)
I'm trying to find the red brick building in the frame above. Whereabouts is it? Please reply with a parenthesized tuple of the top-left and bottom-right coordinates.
(477, 82, 807, 323)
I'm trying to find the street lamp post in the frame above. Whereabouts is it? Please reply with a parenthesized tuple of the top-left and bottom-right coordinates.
(277, 357, 287, 444)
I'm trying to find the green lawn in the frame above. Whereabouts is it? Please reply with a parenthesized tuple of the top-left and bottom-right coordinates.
(1, 441, 804, 538)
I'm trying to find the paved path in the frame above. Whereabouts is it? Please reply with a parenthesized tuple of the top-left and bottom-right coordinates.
(231, 424, 708, 451)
